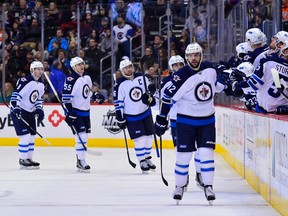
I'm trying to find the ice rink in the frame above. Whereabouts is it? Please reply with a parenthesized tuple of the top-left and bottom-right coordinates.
(0, 147, 280, 216)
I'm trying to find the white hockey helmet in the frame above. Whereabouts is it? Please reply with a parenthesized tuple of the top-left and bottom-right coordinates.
(245, 28, 263, 46)
(261, 32, 267, 46)
(236, 62, 254, 76)
(274, 31, 288, 47)
(30, 61, 44, 73)
(70, 57, 85, 71)
(119, 59, 134, 78)
(185, 42, 203, 70)
(235, 42, 253, 59)
(168, 55, 185, 71)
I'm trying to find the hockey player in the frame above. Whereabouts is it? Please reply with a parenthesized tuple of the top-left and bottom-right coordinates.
(154, 43, 232, 205)
(113, 59, 156, 173)
(62, 57, 105, 173)
(159, 55, 204, 191)
(233, 40, 288, 113)
(10, 61, 45, 169)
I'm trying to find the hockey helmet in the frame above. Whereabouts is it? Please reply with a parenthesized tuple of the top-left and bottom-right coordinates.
(261, 32, 267, 46)
(30, 61, 44, 73)
(235, 42, 253, 59)
(245, 28, 263, 46)
(279, 39, 288, 57)
(236, 62, 254, 76)
(70, 57, 85, 71)
(119, 59, 134, 78)
(274, 31, 288, 48)
(168, 55, 185, 71)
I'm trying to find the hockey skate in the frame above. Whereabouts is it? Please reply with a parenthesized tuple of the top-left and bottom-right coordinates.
(27, 159, 40, 169)
(76, 158, 90, 173)
(204, 185, 216, 205)
(195, 172, 204, 190)
(140, 159, 150, 174)
(146, 156, 156, 172)
(183, 174, 189, 192)
(19, 159, 34, 170)
(173, 186, 184, 205)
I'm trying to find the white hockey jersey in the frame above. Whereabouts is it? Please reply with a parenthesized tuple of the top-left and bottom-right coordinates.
(10, 75, 44, 112)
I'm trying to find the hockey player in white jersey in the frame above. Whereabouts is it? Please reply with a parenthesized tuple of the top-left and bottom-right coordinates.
(154, 43, 232, 205)
(113, 59, 156, 173)
(159, 55, 204, 191)
(10, 61, 45, 169)
(62, 57, 105, 172)
(233, 40, 288, 113)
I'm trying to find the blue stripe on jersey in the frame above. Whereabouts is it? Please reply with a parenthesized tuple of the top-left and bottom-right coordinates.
(251, 74, 264, 85)
(170, 120, 176, 128)
(194, 158, 200, 162)
(177, 115, 215, 126)
(135, 147, 145, 151)
(247, 79, 258, 91)
(18, 144, 29, 147)
(74, 109, 90, 117)
(12, 92, 22, 98)
(175, 163, 189, 168)
(201, 160, 214, 164)
(125, 109, 151, 121)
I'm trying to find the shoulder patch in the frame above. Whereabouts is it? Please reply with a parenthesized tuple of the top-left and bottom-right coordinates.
(173, 75, 181, 82)
(67, 77, 74, 81)
(21, 77, 27, 82)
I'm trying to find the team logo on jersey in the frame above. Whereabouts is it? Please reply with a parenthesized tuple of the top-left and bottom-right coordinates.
(173, 75, 181, 82)
(82, 84, 90, 99)
(243, 55, 251, 61)
(21, 77, 27, 82)
(29, 90, 39, 103)
(67, 77, 74, 81)
(195, 82, 212, 101)
(48, 110, 65, 127)
(117, 32, 124, 40)
(102, 110, 121, 134)
(129, 87, 143, 102)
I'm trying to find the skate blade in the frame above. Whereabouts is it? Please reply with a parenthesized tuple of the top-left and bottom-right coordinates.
(77, 168, 90, 173)
(176, 200, 180, 205)
(141, 170, 149, 174)
(149, 168, 156, 172)
(32, 166, 40, 170)
(20, 165, 34, 170)
(208, 200, 214, 206)
(183, 186, 188, 192)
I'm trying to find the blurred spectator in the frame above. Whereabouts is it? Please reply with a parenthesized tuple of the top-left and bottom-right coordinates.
(0, 81, 14, 103)
(11, 0, 33, 28)
(101, 28, 117, 55)
(21, 18, 41, 49)
(184, 8, 206, 33)
(32, 43, 49, 60)
(151, 35, 166, 58)
(10, 21, 25, 46)
(97, 17, 109, 41)
(91, 82, 109, 102)
(49, 60, 66, 103)
(47, 29, 69, 53)
(283, 0, 288, 31)
(79, 49, 97, 80)
(140, 46, 156, 74)
(31, 1, 42, 22)
(66, 39, 78, 60)
(113, 13, 133, 59)
(45, 1, 61, 27)
(85, 29, 99, 48)
(84, 38, 103, 83)
(52, 49, 70, 75)
(48, 40, 60, 61)
(193, 19, 207, 47)
(67, 29, 78, 44)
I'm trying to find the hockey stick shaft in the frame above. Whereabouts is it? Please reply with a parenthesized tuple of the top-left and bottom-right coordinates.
(43, 72, 102, 156)
(160, 136, 168, 186)
(123, 129, 137, 168)
(140, 62, 160, 158)
(0, 88, 50, 145)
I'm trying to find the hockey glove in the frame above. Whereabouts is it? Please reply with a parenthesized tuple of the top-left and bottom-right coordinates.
(148, 84, 157, 94)
(117, 118, 127, 130)
(93, 92, 105, 104)
(154, 115, 168, 136)
(13, 106, 22, 119)
(35, 108, 44, 122)
(141, 92, 156, 106)
(230, 69, 246, 82)
(275, 105, 288, 114)
(65, 112, 77, 126)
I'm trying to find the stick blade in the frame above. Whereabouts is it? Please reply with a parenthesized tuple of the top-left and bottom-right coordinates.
(271, 68, 281, 88)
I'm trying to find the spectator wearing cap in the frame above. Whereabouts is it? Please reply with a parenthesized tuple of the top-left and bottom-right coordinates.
(113, 13, 133, 61)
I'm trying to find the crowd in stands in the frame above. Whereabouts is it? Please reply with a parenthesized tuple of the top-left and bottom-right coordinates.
(0, 0, 278, 104)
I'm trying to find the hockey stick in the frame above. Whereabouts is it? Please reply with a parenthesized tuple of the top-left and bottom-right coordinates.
(43, 72, 102, 156)
(123, 129, 137, 168)
(160, 136, 168, 186)
(140, 62, 160, 158)
(271, 68, 288, 100)
(0, 88, 50, 145)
